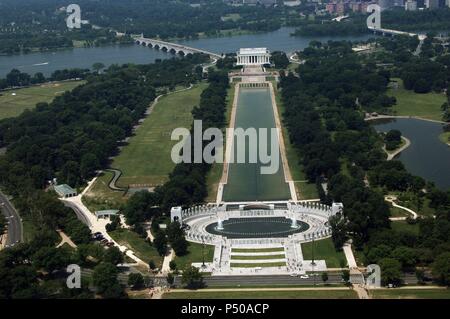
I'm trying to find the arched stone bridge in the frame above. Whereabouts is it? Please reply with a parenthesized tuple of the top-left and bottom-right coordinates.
(134, 35, 222, 59)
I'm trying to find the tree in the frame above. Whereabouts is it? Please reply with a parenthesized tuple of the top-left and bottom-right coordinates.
(172, 237, 188, 257)
(321, 272, 329, 284)
(92, 62, 105, 73)
(31, 246, 72, 273)
(148, 260, 156, 271)
(341, 270, 350, 285)
(128, 273, 145, 290)
(378, 258, 402, 287)
(0, 214, 6, 235)
(432, 252, 450, 286)
(169, 260, 177, 271)
(167, 273, 175, 286)
(103, 247, 124, 265)
(92, 262, 124, 298)
(181, 266, 204, 289)
(153, 231, 167, 256)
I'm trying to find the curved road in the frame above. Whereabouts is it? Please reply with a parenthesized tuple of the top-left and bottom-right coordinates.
(0, 192, 23, 247)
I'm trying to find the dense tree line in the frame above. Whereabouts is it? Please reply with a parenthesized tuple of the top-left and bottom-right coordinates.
(280, 41, 450, 285)
(0, 68, 90, 90)
(0, 0, 309, 54)
(0, 54, 208, 298)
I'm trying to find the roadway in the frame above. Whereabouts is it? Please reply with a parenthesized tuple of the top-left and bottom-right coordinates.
(173, 273, 420, 288)
(0, 191, 23, 247)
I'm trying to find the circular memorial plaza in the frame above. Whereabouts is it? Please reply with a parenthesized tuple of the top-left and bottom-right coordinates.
(205, 217, 309, 239)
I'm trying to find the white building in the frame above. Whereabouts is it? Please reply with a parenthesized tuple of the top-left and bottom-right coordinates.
(236, 48, 271, 66)
(405, 0, 417, 10)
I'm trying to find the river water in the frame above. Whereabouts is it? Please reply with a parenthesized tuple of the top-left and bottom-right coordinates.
(0, 27, 374, 77)
(372, 118, 450, 190)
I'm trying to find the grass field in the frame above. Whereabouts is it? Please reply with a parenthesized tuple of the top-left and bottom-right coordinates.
(370, 288, 450, 299)
(390, 206, 409, 218)
(388, 78, 446, 121)
(391, 220, 420, 235)
(439, 132, 450, 145)
(301, 238, 346, 268)
(83, 171, 127, 212)
(109, 228, 163, 268)
(232, 247, 285, 253)
(173, 242, 215, 270)
(111, 83, 207, 187)
(230, 262, 287, 268)
(163, 289, 358, 299)
(0, 81, 84, 119)
(231, 254, 286, 260)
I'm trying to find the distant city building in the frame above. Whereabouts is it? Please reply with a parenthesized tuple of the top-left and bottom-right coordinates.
(405, 0, 418, 10)
(283, 0, 302, 6)
(447, 0, 450, 7)
(425, 0, 440, 8)
(325, 1, 376, 15)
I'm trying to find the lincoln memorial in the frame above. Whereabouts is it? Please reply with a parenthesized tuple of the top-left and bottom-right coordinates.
(236, 48, 271, 66)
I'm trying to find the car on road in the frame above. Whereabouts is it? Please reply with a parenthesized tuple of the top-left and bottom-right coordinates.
(300, 275, 309, 279)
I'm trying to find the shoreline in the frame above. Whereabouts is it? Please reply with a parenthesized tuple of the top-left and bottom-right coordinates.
(365, 114, 447, 125)
(383, 136, 411, 161)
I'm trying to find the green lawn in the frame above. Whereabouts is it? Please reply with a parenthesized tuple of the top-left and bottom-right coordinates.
(439, 132, 450, 145)
(173, 242, 215, 270)
(388, 78, 446, 121)
(231, 254, 285, 260)
(301, 238, 347, 268)
(390, 206, 409, 218)
(111, 83, 207, 187)
(232, 247, 285, 253)
(390, 220, 420, 235)
(109, 228, 163, 268)
(163, 289, 358, 299)
(230, 262, 286, 268)
(370, 288, 450, 299)
(83, 171, 127, 212)
(0, 81, 84, 119)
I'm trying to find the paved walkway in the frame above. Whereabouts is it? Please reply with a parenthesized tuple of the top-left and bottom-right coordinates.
(343, 242, 357, 269)
(385, 195, 418, 221)
(365, 114, 447, 124)
(383, 136, 411, 161)
(161, 248, 175, 274)
(353, 284, 370, 299)
(56, 230, 77, 248)
(62, 190, 148, 268)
